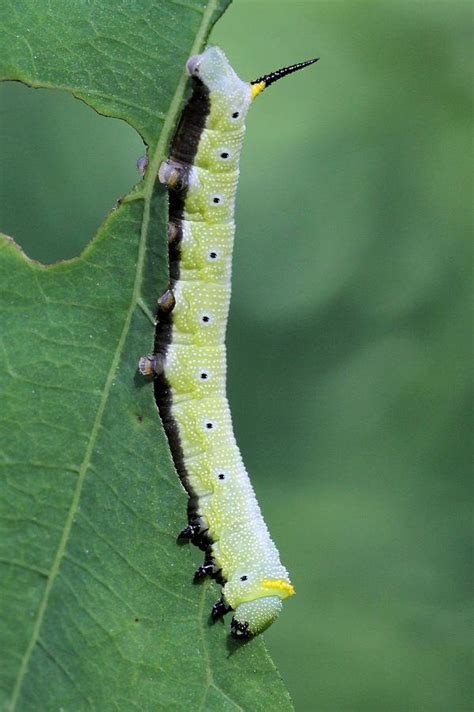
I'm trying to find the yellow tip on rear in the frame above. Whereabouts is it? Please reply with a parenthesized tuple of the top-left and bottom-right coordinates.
(251, 81, 266, 100)
(263, 579, 296, 597)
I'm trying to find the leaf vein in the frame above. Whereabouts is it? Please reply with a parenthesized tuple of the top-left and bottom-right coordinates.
(37, 636, 94, 709)
(77, 510, 195, 605)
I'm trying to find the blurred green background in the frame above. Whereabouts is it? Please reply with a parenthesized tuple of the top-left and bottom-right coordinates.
(0, 1, 471, 710)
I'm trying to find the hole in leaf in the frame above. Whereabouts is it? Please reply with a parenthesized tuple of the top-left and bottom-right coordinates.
(0, 82, 143, 263)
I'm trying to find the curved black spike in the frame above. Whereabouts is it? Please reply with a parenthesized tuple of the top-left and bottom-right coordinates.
(251, 57, 319, 89)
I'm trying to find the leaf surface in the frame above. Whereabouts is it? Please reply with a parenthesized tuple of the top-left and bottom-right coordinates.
(0, 1, 293, 709)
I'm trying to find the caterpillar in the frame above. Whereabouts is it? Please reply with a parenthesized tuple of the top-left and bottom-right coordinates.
(140, 46, 318, 638)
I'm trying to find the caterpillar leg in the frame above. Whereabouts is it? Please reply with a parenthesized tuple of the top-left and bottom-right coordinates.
(211, 598, 232, 623)
(168, 221, 182, 246)
(177, 523, 197, 541)
(177, 521, 206, 543)
(158, 159, 188, 192)
(230, 619, 251, 640)
(178, 510, 211, 550)
(194, 547, 221, 582)
(193, 563, 215, 582)
(138, 353, 164, 377)
(157, 288, 176, 313)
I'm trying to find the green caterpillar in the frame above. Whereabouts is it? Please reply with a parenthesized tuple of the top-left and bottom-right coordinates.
(140, 46, 317, 638)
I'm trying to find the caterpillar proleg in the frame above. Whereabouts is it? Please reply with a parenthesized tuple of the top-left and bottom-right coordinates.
(140, 47, 318, 638)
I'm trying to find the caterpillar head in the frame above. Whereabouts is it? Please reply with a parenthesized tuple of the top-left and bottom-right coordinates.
(231, 596, 283, 639)
(226, 576, 295, 639)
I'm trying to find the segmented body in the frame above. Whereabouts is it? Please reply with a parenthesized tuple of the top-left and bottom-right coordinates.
(141, 47, 317, 637)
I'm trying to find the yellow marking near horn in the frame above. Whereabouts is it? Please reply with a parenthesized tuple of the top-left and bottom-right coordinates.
(262, 579, 295, 597)
(251, 81, 266, 100)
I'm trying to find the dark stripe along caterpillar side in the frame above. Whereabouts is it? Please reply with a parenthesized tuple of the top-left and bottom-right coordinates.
(140, 47, 318, 639)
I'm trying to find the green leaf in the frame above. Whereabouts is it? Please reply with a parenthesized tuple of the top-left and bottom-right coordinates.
(0, 1, 293, 709)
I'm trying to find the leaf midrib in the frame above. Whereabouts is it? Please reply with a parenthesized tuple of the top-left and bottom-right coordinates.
(8, 2, 221, 707)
